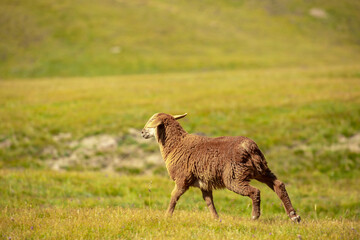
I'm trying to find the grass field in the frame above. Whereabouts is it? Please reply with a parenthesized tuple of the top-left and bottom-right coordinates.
(1, 0, 360, 238)
(1, 66, 360, 239)
(1, 0, 360, 78)
(1, 170, 359, 239)
(2, 207, 358, 239)
(1, 65, 360, 174)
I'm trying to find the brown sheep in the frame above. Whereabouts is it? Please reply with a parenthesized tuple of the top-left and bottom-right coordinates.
(141, 113, 301, 222)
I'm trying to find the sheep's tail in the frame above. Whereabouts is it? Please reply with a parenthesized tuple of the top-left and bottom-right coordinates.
(250, 146, 270, 175)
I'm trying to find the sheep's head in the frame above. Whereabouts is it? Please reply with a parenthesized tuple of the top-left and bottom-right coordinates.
(141, 113, 187, 139)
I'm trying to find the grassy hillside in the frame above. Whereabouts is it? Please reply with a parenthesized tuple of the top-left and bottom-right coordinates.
(1, 1, 359, 238)
(1, 0, 360, 78)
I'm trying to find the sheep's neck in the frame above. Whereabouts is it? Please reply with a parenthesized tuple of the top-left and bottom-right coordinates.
(157, 121, 187, 160)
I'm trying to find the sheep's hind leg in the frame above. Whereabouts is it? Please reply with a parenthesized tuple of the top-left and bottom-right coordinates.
(257, 173, 301, 223)
(227, 182, 261, 220)
(165, 184, 188, 217)
(201, 189, 219, 219)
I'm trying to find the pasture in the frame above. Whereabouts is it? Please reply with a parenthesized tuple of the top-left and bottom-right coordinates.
(1, 0, 360, 78)
(1, 66, 359, 239)
(0, 170, 358, 239)
(1, 0, 360, 238)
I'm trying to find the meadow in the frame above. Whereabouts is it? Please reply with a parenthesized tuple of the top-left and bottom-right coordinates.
(1, 0, 360, 239)
(1, 0, 360, 78)
(0, 169, 359, 239)
(1, 66, 360, 239)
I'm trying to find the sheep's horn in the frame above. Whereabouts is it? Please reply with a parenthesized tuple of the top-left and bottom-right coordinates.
(173, 113, 187, 120)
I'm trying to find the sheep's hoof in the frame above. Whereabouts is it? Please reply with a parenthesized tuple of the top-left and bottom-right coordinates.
(165, 212, 173, 218)
(252, 215, 259, 220)
(289, 211, 301, 223)
(291, 215, 301, 223)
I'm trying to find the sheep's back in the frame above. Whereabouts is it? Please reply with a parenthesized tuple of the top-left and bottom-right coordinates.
(188, 135, 268, 186)
(165, 134, 269, 189)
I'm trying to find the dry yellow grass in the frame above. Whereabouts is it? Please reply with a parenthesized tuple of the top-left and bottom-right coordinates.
(1, 207, 359, 239)
(1, 169, 359, 239)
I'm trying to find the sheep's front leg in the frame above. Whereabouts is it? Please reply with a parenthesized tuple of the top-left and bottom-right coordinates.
(166, 184, 188, 217)
(201, 189, 219, 219)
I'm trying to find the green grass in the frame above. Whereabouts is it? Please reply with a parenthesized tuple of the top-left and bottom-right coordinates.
(1, 0, 360, 78)
(1, 1, 360, 238)
(1, 65, 359, 179)
(1, 208, 359, 239)
(1, 66, 359, 238)
(1, 170, 359, 239)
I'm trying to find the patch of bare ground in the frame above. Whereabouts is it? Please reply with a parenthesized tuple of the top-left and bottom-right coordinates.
(0, 137, 12, 149)
(45, 128, 164, 175)
(293, 133, 360, 153)
(263, 133, 360, 172)
(44, 131, 359, 174)
(331, 134, 360, 153)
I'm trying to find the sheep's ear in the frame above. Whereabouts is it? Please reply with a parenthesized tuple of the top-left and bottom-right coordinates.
(173, 113, 187, 120)
(145, 118, 162, 128)
(144, 114, 162, 128)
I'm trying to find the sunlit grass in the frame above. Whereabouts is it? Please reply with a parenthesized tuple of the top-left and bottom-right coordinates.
(0, 170, 359, 219)
(1, 207, 359, 239)
(1, 1, 360, 238)
(0, 170, 359, 239)
(1, 65, 359, 178)
(1, 0, 360, 78)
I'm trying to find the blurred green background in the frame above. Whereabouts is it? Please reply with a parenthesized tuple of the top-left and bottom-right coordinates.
(1, 0, 359, 176)
(0, 2, 360, 238)
(1, 0, 360, 78)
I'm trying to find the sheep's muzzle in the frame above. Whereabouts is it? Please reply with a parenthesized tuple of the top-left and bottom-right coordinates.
(141, 128, 155, 139)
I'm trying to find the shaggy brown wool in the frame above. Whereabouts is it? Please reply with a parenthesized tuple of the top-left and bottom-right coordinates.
(142, 113, 301, 222)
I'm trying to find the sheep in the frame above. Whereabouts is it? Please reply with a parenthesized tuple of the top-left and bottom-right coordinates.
(141, 112, 301, 222)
